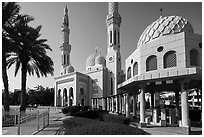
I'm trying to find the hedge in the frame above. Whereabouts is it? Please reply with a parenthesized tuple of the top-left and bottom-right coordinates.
(63, 117, 146, 135)
(61, 106, 91, 115)
(102, 113, 130, 125)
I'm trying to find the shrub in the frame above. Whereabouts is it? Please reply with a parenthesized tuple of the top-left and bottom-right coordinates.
(66, 121, 146, 135)
(61, 106, 82, 115)
(102, 114, 130, 125)
(74, 110, 99, 119)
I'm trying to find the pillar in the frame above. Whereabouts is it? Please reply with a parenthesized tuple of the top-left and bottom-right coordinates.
(139, 84, 146, 127)
(116, 96, 119, 113)
(133, 93, 136, 117)
(101, 98, 104, 110)
(123, 94, 126, 115)
(125, 93, 130, 118)
(112, 97, 114, 112)
(91, 98, 94, 108)
(119, 95, 122, 114)
(107, 98, 109, 111)
(180, 80, 190, 134)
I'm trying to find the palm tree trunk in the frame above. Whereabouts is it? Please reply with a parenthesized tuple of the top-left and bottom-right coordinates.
(2, 53, 10, 112)
(20, 62, 27, 112)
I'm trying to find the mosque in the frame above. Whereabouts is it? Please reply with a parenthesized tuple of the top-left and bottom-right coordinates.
(54, 2, 202, 134)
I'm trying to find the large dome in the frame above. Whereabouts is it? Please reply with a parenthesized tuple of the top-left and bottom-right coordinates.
(86, 52, 106, 70)
(95, 53, 106, 66)
(86, 53, 98, 68)
(137, 16, 194, 47)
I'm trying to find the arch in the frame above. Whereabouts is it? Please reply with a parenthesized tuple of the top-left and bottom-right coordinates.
(146, 55, 157, 71)
(133, 62, 138, 76)
(190, 49, 199, 66)
(69, 87, 74, 106)
(80, 87, 84, 95)
(127, 67, 131, 79)
(163, 50, 177, 69)
(63, 88, 68, 106)
(81, 98, 85, 106)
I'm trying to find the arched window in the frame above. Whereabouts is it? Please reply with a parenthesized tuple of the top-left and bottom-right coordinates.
(58, 89, 61, 97)
(163, 51, 177, 69)
(127, 67, 131, 79)
(146, 55, 157, 71)
(133, 62, 138, 76)
(80, 88, 84, 95)
(190, 49, 199, 66)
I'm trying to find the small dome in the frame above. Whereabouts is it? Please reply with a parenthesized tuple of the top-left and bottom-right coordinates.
(86, 53, 98, 68)
(95, 53, 106, 66)
(66, 64, 74, 73)
(137, 15, 194, 47)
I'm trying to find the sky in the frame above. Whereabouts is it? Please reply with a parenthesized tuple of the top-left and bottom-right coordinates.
(3, 1, 202, 92)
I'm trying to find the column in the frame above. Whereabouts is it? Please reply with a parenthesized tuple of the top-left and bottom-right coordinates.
(118, 95, 122, 114)
(123, 94, 126, 115)
(112, 97, 114, 112)
(107, 98, 109, 111)
(101, 98, 104, 110)
(133, 93, 136, 118)
(139, 84, 146, 127)
(125, 92, 130, 118)
(116, 96, 119, 113)
(180, 80, 190, 134)
(91, 98, 94, 108)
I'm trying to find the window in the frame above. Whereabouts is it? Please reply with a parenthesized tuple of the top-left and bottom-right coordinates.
(146, 55, 157, 71)
(64, 55, 66, 65)
(110, 77, 113, 95)
(67, 55, 69, 64)
(133, 62, 138, 76)
(163, 51, 176, 68)
(114, 30, 116, 45)
(118, 31, 120, 44)
(127, 67, 131, 79)
(110, 31, 112, 44)
(190, 49, 199, 66)
(80, 88, 84, 95)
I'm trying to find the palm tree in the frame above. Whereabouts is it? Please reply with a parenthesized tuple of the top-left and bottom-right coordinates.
(2, 2, 21, 111)
(7, 23, 54, 111)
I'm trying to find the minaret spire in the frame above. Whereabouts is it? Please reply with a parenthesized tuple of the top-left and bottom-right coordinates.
(60, 5, 72, 75)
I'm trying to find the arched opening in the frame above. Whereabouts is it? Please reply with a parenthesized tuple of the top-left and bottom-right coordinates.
(80, 88, 84, 95)
(146, 55, 157, 71)
(63, 88, 68, 106)
(69, 87, 74, 106)
(163, 50, 177, 69)
(81, 98, 85, 106)
(57, 89, 61, 107)
(190, 49, 199, 66)
(133, 62, 138, 76)
(127, 67, 131, 79)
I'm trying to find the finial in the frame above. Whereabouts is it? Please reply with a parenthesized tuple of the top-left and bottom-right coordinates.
(160, 8, 163, 19)
(65, 5, 68, 14)
(95, 47, 98, 53)
(109, 2, 118, 14)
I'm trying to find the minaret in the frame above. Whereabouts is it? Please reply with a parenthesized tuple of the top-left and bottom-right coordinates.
(60, 5, 72, 75)
(106, 2, 122, 95)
